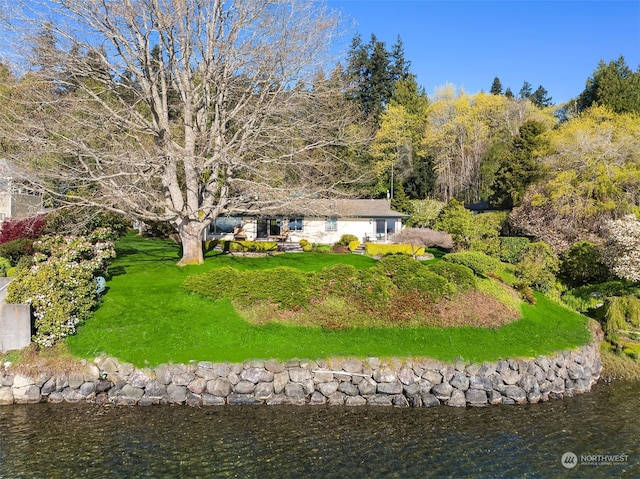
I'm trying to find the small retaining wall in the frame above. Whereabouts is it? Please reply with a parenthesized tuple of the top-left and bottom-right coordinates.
(0, 341, 601, 407)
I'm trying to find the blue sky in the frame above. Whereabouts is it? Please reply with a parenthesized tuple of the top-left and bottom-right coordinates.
(327, 0, 640, 104)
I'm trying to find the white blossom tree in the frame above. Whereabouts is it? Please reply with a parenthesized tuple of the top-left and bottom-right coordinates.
(1, 0, 363, 264)
(602, 215, 640, 282)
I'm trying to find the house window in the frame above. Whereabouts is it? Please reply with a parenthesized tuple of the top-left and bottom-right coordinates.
(289, 218, 303, 231)
(325, 217, 337, 231)
(209, 216, 242, 234)
(386, 219, 396, 234)
(375, 219, 386, 239)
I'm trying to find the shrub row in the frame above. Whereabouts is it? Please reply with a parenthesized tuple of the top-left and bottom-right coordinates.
(182, 255, 481, 320)
(203, 240, 279, 254)
(364, 243, 425, 257)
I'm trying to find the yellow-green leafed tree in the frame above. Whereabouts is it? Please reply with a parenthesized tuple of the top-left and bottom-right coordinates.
(511, 105, 640, 251)
(370, 76, 429, 197)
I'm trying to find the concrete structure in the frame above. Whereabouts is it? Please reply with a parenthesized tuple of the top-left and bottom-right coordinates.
(0, 304, 31, 353)
(0, 278, 32, 353)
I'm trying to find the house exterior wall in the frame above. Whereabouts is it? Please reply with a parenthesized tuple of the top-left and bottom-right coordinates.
(286, 218, 372, 244)
(11, 193, 43, 218)
(0, 190, 43, 222)
(205, 216, 403, 244)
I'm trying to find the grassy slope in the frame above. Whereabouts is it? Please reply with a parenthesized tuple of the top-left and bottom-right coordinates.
(66, 234, 592, 367)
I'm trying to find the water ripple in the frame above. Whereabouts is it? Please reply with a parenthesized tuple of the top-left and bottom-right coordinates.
(0, 382, 638, 478)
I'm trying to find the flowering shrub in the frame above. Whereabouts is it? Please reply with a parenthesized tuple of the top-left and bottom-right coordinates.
(6, 228, 117, 347)
(602, 216, 640, 282)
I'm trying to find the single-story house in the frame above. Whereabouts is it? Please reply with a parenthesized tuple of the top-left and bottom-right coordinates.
(205, 199, 409, 244)
(0, 159, 43, 222)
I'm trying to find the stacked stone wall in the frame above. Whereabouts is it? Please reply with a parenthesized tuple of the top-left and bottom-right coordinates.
(0, 341, 601, 407)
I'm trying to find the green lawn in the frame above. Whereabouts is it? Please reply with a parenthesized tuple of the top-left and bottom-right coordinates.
(66, 234, 592, 367)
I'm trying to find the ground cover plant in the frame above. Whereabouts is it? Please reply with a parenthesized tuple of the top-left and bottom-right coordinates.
(65, 234, 592, 367)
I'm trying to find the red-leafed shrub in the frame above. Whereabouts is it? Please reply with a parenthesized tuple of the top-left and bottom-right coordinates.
(0, 216, 46, 244)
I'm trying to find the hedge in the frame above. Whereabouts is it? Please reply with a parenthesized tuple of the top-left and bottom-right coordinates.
(222, 240, 278, 253)
(364, 243, 425, 257)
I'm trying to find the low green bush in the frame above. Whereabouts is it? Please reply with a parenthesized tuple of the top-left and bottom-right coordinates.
(312, 244, 332, 253)
(404, 269, 455, 302)
(0, 257, 11, 276)
(562, 281, 640, 314)
(515, 242, 559, 293)
(375, 254, 423, 289)
(372, 255, 454, 302)
(365, 243, 425, 257)
(442, 251, 500, 277)
(349, 268, 397, 309)
(0, 238, 34, 266)
(336, 234, 359, 246)
(559, 241, 610, 286)
(203, 239, 219, 254)
(427, 261, 476, 290)
(312, 264, 359, 297)
(181, 266, 241, 301)
(514, 281, 537, 304)
(500, 237, 530, 264)
(183, 266, 312, 309)
(223, 240, 278, 253)
(299, 239, 312, 252)
(603, 295, 640, 334)
(471, 237, 501, 258)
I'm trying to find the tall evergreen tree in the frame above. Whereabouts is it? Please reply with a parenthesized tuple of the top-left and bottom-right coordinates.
(489, 120, 547, 209)
(504, 87, 514, 99)
(519, 81, 532, 99)
(531, 85, 552, 108)
(390, 35, 411, 82)
(390, 180, 414, 214)
(490, 77, 503, 95)
(346, 33, 410, 123)
(576, 56, 640, 114)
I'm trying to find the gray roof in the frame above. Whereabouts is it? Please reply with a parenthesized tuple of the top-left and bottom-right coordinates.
(236, 199, 409, 219)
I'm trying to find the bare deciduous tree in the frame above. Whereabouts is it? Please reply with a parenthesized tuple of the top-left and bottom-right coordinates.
(2, 0, 363, 264)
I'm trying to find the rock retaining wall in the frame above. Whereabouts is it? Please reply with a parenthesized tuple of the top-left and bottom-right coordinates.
(0, 341, 601, 407)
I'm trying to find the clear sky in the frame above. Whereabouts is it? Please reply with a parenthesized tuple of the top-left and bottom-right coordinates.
(327, 0, 640, 104)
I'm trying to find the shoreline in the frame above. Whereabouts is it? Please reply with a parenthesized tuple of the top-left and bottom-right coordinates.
(0, 341, 602, 408)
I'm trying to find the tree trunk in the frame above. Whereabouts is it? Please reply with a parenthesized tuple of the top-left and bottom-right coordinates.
(178, 221, 206, 266)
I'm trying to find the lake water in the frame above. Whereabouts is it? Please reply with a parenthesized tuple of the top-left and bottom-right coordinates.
(0, 380, 638, 478)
